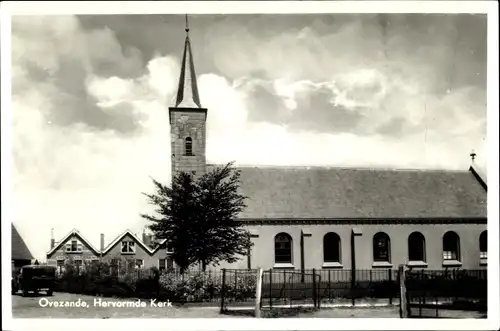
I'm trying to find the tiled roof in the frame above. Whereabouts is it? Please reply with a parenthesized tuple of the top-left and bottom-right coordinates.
(46, 229, 101, 257)
(12, 223, 34, 261)
(46, 229, 167, 256)
(207, 165, 487, 219)
(101, 229, 166, 255)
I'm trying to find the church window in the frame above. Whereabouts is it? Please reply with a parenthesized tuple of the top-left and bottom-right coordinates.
(442, 231, 460, 261)
(373, 232, 391, 262)
(274, 233, 292, 264)
(323, 232, 341, 263)
(479, 231, 487, 259)
(185, 137, 193, 156)
(408, 232, 426, 262)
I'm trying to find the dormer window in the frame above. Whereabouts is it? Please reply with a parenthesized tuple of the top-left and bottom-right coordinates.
(65, 240, 82, 253)
(121, 241, 135, 254)
(185, 137, 193, 156)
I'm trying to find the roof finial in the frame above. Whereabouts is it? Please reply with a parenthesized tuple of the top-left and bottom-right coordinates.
(185, 14, 189, 33)
(470, 149, 476, 163)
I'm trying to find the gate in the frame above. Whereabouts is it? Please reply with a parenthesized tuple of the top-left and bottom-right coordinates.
(405, 269, 487, 318)
(261, 269, 322, 308)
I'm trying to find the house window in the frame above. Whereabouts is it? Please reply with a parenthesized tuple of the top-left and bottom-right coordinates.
(323, 232, 341, 263)
(135, 259, 144, 269)
(167, 257, 175, 270)
(373, 232, 391, 262)
(159, 258, 166, 271)
(126, 259, 135, 270)
(408, 232, 426, 262)
(185, 137, 193, 156)
(66, 240, 83, 253)
(274, 233, 292, 264)
(443, 231, 460, 261)
(121, 241, 135, 254)
(479, 231, 487, 259)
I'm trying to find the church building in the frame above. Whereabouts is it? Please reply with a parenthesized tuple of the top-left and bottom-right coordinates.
(170, 19, 488, 272)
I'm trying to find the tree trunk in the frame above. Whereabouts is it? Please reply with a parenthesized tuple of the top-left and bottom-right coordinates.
(202, 260, 207, 272)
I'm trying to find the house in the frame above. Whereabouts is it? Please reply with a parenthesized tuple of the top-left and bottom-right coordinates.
(99, 229, 174, 270)
(46, 229, 175, 271)
(166, 18, 488, 271)
(12, 223, 34, 270)
(46, 229, 101, 270)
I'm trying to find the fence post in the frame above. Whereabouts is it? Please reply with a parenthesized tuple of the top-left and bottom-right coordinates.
(254, 268, 263, 318)
(312, 268, 317, 308)
(351, 269, 356, 307)
(220, 268, 226, 314)
(398, 264, 408, 318)
(269, 269, 273, 309)
(317, 274, 322, 309)
(328, 270, 332, 301)
(283, 269, 287, 305)
(234, 269, 238, 301)
(388, 268, 393, 305)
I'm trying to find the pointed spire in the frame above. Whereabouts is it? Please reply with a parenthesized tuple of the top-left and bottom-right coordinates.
(175, 14, 202, 108)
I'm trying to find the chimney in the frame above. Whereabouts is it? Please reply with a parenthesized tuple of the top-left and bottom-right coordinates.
(50, 228, 55, 249)
(100, 233, 105, 251)
(142, 230, 151, 247)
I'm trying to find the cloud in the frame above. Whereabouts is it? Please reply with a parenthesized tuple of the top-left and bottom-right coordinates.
(11, 14, 486, 260)
(12, 16, 174, 260)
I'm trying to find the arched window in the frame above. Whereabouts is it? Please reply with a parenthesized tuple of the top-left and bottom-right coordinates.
(443, 231, 460, 261)
(373, 232, 391, 262)
(479, 231, 487, 259)
(408, 232, 426, 262)
(185, 137, 193, 156)
(274, 233, 292, 264)
(323, 232, 341, 263)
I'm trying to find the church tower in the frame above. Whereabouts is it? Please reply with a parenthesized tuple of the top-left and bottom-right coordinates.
(169, 15, 207, 181)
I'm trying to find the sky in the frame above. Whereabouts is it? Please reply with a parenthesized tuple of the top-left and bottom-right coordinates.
(10, 14, 487, 260)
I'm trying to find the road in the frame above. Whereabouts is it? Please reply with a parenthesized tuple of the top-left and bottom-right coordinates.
(12, 292, 485, 319)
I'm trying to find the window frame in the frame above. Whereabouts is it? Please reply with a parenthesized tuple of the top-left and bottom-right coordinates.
(479, 231, 487, 261)
(408, 232, 426, 262)
(323, 232, 342, 264)
(185, 137, 193, 156)
(66, 240, 83, 253)
(121, 240, 136, 254)
(373, 232, 391, 263)
(274, 232, 293, 266)
(442, 231, 461, 262)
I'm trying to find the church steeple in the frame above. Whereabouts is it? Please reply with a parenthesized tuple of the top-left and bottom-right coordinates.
(168, 15, 207, 181)
(175, 15, 202, 108)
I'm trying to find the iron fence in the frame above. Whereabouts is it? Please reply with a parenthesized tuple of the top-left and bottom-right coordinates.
(220, 268, 400, 311)
(405, 269, 487, 318)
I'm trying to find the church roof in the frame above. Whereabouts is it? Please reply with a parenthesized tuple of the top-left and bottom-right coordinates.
(208, 165, 487, 219)
(12, 223, 34, 261)
(174, 15, 202, 109)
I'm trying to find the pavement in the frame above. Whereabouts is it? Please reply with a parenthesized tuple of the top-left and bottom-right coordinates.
(11, 291, 486, 319)
(12, 292, 226, 318)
